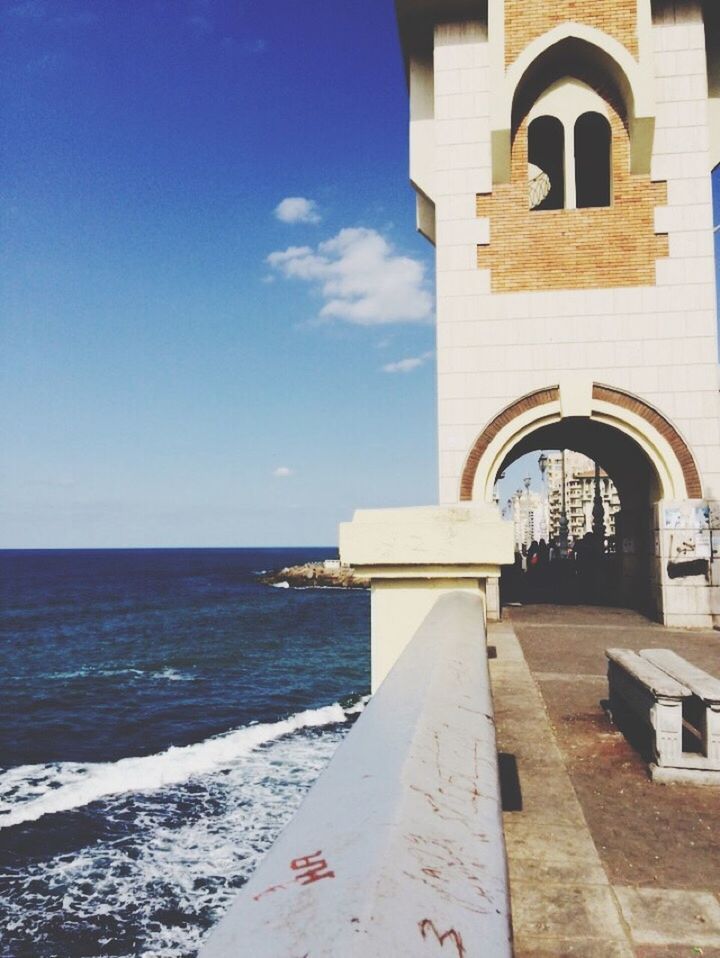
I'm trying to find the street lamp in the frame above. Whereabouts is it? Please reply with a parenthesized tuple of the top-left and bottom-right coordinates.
(524, 476, 532, 547)
(592, 460, 606, 549)
(506, 497, 516, 550)
(493, 472, 505, 509)
(559, 450, 569, 558)
(538, 452, 548, 540)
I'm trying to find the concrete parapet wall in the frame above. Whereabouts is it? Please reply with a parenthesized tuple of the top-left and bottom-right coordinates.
(199, 592, 512, 957)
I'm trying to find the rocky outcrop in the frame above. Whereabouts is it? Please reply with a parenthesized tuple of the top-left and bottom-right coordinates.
(259, 563, 369, 590)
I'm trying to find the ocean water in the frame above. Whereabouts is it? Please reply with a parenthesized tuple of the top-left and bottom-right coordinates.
(0, 548, 370, 957)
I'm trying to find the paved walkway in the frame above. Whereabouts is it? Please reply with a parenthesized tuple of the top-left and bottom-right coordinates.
(489, 605, 720, 957)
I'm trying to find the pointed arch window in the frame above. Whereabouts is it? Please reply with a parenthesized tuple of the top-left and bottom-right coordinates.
(528, 116, 565, 210)
(575, 112, 612, 208)
(526, 79, 614, 211)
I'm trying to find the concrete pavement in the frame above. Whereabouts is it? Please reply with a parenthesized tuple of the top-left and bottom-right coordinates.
(490, 605, 720, 957)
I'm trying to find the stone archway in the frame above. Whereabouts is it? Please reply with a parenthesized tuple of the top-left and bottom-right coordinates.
(459, 381, 701, 504)
(459, 381, 704, 620)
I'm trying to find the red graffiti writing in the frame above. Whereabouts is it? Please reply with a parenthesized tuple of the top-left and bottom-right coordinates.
(252, 881, 289, 902)
(419, 919, 466, 957)
(290, 850, 335, 886)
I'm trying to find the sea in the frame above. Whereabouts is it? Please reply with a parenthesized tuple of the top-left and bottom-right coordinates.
(0, 548, 370, 958)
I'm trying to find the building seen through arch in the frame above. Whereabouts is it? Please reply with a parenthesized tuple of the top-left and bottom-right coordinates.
(545, 451, 621, 543)
(397, 0, 720, 626)
(507, 451, 621, 555)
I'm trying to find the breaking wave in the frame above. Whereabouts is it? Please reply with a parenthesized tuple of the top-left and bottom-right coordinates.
(0, 701, 359, 829)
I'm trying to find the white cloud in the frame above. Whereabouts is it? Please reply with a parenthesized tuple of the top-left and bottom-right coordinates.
(382, 351, 434, 374)
(266, 227, 434, 326)
(273, 466, 293, 478)
(274, 197, 321, 225)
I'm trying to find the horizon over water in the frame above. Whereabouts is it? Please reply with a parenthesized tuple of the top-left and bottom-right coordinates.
(0, 547, 370, 957)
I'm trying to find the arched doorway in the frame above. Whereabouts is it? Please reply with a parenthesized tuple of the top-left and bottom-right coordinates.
(458, 382, 703, 620)
(494, 422, 658, 612)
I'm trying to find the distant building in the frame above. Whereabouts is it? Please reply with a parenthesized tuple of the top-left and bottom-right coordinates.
(509, 487, 549, 552)
(544, 451, 620, 545)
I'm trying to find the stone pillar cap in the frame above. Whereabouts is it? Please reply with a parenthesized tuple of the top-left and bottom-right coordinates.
(340, 504, 513, 571)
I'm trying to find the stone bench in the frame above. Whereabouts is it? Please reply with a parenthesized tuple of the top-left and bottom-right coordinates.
(606, 648, 720, 784)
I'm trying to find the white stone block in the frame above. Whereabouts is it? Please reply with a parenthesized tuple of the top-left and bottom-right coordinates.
(442, 425, 474, 455)
(625, 368, 656, 397)
(433, 117, 462, 144)
(651, 152, 686, 181)
(702, 391, 720, 418)
(438, 476, 457, 504)
(458, 66, 490, 94)
(437, 372, 469, 400)
(643, 338, 675, 366)
(654, 205, 672, 234)
(439, 294, 479, 323)
(667, 176, 713, 206)
(669, 230, 715, 258)
(655, 258, 686, 286)
(505, 292, 530, 318)
(682, 333, 717, 365)
(612, 287, 646, 315)
(460, 68, 490, 96)
(437, 243, 477, 272)
(583, 288, 615, 316)
(444, 142, 486, 170)
(438, 398, 472, 425)
(433, 43, 476, 72)
(655, 125, 708, 156)
(674, 391, 704, 419)
(675, 49, 708, 78)
(677, 101, 709, 128)
(682, 148, 711, 178)
(472, 91, 491, 119)
(451, 93, 480, 120)
(653, 50, 678, 79)
(436, 218, 488, 247)
(433, 69, 462, 96)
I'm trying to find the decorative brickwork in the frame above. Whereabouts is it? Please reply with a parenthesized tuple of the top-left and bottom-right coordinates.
(476, 96, 669, 293)
(504, 0, 639, 67)
(459, 384, 703, 503)
(459, 387, 560, 501)
(592, 385, 703, 498)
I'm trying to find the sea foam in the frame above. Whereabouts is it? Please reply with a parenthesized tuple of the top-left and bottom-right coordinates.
(3, 726, 347, 958)
(0, 702, 352, 829)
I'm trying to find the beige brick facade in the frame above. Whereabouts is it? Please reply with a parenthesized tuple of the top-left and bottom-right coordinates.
(504, 0, 639, 66)
(476, 102, 669, 293)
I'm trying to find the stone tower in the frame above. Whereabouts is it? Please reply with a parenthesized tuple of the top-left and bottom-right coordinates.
(396, 0, 720, 626)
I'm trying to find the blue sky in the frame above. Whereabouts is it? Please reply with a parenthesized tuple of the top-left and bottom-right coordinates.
(1, 0, 438, 547)
(2, 2, 719, 547)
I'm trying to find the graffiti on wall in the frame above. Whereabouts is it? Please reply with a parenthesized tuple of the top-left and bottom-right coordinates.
(664, 502, 713, 579)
